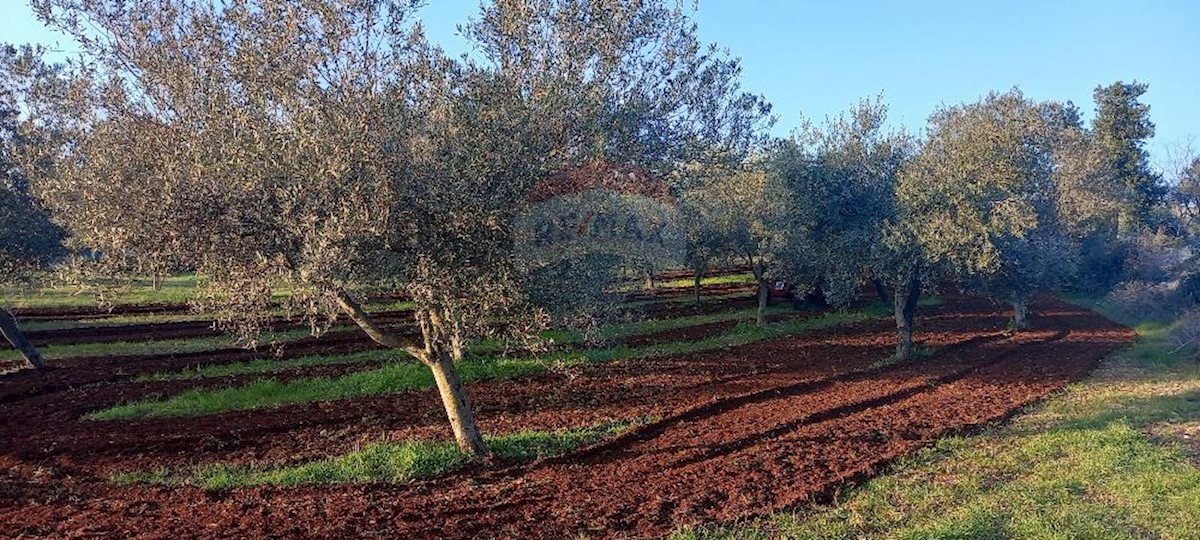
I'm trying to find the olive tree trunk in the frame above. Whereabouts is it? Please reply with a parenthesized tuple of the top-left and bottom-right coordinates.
(1011, 298, 1029, 330)
(894, 273, 921, 361)
(642, 266, 655, 291)
(334, 290, 489, 458)
(426, 347, 488, 456)
(872, 278, 891, 305)
(0, 309, 46, 369)
(752, 264, 769, 326)
(692, 268, 704, 309)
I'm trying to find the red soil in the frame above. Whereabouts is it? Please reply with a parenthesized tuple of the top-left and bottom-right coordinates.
(0, 295, 1133, 539)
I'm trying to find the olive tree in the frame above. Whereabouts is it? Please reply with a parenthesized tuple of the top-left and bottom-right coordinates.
(0, 43, 72, 369)
(679, 162, 788, 325)
(899, 90, 1071, 330)
(518, 162, 681, 329)
(470, 0, 772, 296)
(678, 175, 734, 308)
(773, 97, 920, 356)
(773, 98, 912, 305)
(34, 0, 769, 458)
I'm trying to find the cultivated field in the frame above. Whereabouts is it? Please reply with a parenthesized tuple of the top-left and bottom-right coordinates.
(0, 275, 1134, 538)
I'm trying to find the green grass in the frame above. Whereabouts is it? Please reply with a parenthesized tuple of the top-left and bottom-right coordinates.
(111, 418, 644, 490)
(16, 300, 412, 332)
(134, 349, 402, 382)
(3, 275, 200, 309)
(0, 327, 338, 364)
(868, 346, 938, 369)
(19, 313, 219, 332)
(653, 273, 758, 289)
(558, 304, 795, 344)
(134, 304, 801, 382)
(91, 304, 891, 421)
(91, 357, 547, 420)
(672, 297, 1200, 540)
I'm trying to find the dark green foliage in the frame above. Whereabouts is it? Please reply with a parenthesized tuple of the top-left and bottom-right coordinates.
(1092, 81, 1165, 231)
(1071, 231, 1129, 293)
(772, 97, 912, 306)
(1177, 272, 1200, 305)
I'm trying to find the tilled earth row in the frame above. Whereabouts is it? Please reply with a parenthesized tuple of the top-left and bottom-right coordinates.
(0, 296, 1133, 539)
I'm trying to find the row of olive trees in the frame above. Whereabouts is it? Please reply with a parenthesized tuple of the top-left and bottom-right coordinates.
(2, 0, 1165, 458)
(8, 0, 771, 458)
(677, 83, 1163, 360)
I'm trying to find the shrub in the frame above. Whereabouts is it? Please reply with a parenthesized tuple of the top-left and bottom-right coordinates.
(1105, 280, 1185, 321)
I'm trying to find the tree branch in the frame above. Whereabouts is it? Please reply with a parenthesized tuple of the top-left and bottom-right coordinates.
(333, 289, 424, 360)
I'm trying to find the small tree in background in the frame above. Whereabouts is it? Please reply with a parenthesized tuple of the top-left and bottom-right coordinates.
(518, 163, 681, 330)
(1171, 156, 1200, 232)
(678, 173, 734, 309)
(680, 162, 788, 325)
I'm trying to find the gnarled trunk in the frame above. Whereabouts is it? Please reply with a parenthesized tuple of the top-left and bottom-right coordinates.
(894, 272, 921, 361)
(753, 265, 769, 326)
(334, 290, 488, 458)
(425, 348, 488, 457)
(0, 309, 46, 370)
(692, 268, 703, 309)
(1011, 298, 1029, 330)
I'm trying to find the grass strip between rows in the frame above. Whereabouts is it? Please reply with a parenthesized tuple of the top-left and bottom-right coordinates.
(91, 303, 891, 421)
(141, 305, 800, 382)
(112, 418, 648, 490)
(0, 327, 357, 364)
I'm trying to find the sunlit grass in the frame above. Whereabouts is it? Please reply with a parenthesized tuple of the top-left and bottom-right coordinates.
(17, 301, 413, 333)
(2, 275, 199, 309)
(18, 313, 219, 332)
(111, 418, 646, 490)
(653, 273, 758, 289)
(0, 327, 345, 364)
(91, 357, 547, 420)
(672, 297, 1200, 540)
(135, 349, 401, 382)
(134, 306, 792, 382)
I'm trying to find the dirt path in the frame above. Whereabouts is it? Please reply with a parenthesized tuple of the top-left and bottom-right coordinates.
(0, 296, 1133, 539)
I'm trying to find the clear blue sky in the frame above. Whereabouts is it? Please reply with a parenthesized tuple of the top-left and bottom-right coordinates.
(2, 0, 1197, 172)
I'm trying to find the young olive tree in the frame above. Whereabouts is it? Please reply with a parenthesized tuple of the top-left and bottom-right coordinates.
(34, 0, 769, 458)
(678, 176, 733, 308)
(680, 162, 788, 325)
(899, 90, 1071, 330)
